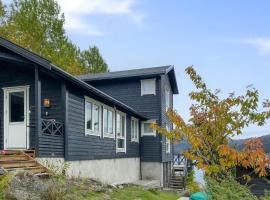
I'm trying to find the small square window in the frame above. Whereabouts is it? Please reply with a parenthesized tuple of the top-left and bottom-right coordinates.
(141, 120, 156, 136)
(141, 79, 156, 96)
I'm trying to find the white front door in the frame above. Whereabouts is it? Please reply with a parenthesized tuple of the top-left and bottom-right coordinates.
(3, 86, 29, 149)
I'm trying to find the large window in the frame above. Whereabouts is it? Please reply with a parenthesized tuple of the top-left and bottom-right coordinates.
(131, 117, 139, 142)
(141, 79, 156, 96)
(103, 107, 115, 138)
(165, 87, 170, 111)
(85, 97, 101, 136)
(116, 112, 126, 152)
(141, 120, 156, 136)
(166, 125, 171, 153)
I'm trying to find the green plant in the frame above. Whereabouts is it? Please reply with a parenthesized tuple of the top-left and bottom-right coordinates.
(43, 159, 70, 177)
(260, 190, 270, 200)
(205, 176, 257, 200)
(186, 170, 201, 194)
(0, 173, 12, 199)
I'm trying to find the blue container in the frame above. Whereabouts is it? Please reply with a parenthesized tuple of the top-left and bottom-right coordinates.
(190, 192, 207, 200)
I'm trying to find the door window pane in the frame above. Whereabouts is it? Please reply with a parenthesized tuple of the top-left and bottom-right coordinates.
(9, 92, 24, 122)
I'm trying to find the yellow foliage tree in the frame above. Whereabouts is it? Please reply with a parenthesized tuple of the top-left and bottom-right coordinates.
(152, 66, 270, 178)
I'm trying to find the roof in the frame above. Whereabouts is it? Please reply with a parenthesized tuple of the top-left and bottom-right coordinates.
(77, 65, 179, 94)
(0, 37, 147, 120)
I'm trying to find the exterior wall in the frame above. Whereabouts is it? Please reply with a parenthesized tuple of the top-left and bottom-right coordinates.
(160, 74, 174, 162)
(38, 72, 64, 158)
(87, 75, 175, 187)
(38, 157, 141, 185)
(0, 62, 36, 149)
(66, 85, 140, 161)
(141, 162, 163, 186)
(89, 78, 162, 162)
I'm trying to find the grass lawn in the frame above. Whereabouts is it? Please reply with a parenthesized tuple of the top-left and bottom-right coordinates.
(75, 186, 180, 200)
(1, 174, 181, 200)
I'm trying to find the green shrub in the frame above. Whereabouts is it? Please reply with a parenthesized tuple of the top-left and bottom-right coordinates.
(187, 170, 201, 194)
(0, 173, 12, 200)
(205, 176, 257, 200)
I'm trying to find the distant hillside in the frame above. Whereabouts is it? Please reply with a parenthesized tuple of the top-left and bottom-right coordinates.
(174, 134, 270, 155)
(232, 134, 270, 153)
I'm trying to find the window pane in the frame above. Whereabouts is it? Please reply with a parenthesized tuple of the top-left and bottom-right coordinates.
(131, 120, 134, 138)
(141, 79, 155, 95)
(116, 113, 121, 136)
(143, 122, 153, 133)
(103, 108, 108, 133)
(108, 110, 113, 134)
(121, 116, 125, 137)
(93, 104, 100, 132)
(135, 121, 138, 139)
(9, 92, 24, 122)
(117, 139, 125, 149)
(166, 88, 170, 110)
(86, 102, 92, 130)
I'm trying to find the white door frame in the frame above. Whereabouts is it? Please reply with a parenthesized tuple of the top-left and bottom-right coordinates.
(3, 85, 30, 150)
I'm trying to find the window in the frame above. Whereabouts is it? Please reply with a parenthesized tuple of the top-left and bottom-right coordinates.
(85, 97, 101, 136)
(131, 117, 139, 142)
(116, 111, 126, 152)
(165, 87, 170, 111)
(141, 79, 156, 96)
(166, 125, 171, 153)
(103, 107, 115, 138)
(141, 120, 156, 136)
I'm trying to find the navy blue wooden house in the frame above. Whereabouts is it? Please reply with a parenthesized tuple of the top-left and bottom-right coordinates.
(0, 37, 178, 186)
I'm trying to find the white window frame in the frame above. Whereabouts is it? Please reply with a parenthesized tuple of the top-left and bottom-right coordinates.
(165, 87, 170, 111)
(103, 105, 115, 139)
(85, 96, 102, 137)
(141, 120, 156, 136)
(116, 110, 126, 153)
(131, 117, 139, 142)
(166, 124, 171, 154)
(141, 79, 156, 96)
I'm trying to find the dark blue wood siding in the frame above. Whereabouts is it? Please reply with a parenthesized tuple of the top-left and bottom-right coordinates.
(38, 73, 64, 157)
(89, 77, 163, 162)
(0, 63, 36, 149)
(66, 86, 139, 161)
(160, 75, 174, 162)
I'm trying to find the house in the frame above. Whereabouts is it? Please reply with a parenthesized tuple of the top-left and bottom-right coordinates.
(0, 37, 179, 187)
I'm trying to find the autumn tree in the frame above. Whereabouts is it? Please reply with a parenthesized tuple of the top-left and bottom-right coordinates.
(152, 66, 270, 178)
(0, 0, 108, 75)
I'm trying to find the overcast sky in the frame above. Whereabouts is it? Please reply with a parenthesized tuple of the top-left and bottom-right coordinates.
(5, 0, 270, 139)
